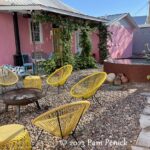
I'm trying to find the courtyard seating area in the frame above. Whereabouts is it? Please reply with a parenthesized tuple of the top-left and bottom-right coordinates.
(0, 66, 148, 150)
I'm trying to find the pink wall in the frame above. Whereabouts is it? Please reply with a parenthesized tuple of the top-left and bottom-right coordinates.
(18, 16, 53, 57)
(72, 32, 76, 54)
(71, 31, 100, 62)
(0, 13, 16, 65)
(91, 31, 100, 62)
(0, 12, 100, 65)
(108, 24, 134, 59)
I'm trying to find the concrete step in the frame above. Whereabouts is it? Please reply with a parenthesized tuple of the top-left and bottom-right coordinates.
(132, 145, 150, 150)
(136, 127, 150, 148)
(140, 114, 150, 129)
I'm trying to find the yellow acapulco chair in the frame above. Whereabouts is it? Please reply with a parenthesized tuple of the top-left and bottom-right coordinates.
(0, 67, 19, 93)
(46, 65, 73, 94)
(70, 72, 107, 104)
(0, 124, 31, 150)
(32, 101, 90, 145)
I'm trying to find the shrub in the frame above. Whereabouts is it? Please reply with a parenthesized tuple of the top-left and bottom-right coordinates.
(40, 52, 75, 74)
(40, 57, 56, 74)
(74, 27, 97, 70)
(74, 54, 97, 70)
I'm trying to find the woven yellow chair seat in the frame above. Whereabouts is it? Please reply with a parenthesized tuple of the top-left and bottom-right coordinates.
(0, 67, 18, 86)
(70, 72, 107, 99)
(46, 65, 73, 87)
(32, 101, 90, 138)
(0, 124, 31, 150)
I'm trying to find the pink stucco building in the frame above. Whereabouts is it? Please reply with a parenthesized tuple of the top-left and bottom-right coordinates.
(0, 1, 138, 66)
(0, 0, 106, 66)
(105, 13, 138, 59)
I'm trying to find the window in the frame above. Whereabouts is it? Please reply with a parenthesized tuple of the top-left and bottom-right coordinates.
(75, 31, 82, 54)
(30, 21, 43, 43)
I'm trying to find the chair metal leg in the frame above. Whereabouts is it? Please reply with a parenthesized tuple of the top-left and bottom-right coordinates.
(92, 93, 102, 106)
(5, 104, 8, 112)
(45, 86, 50, 95)
(56, 111, 63, 139)
(71, 133, 84, 150)
(33, 129, 44, 147)
(72, 106, 86, 136)
(16, 83, 20, 89)
(58, 86, 60, 94)
(16, 106, 20, 119)
(35, 101, 41, 110)
(1, 86, 6, 94)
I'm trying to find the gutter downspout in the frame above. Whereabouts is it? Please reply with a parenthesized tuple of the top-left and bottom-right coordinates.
(13, 12, 23, 66)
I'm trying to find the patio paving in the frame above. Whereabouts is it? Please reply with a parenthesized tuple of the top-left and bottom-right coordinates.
(0, 68, 148, 150)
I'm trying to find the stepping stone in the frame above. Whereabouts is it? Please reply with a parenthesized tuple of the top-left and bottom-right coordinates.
(147, 97, 150, 105)
(136, 127, 150, 148)
(143, 106, 150, 115)
(132, 146, 150, 150)
(140, 114, 150, 129)
(140, 93, 150, 97)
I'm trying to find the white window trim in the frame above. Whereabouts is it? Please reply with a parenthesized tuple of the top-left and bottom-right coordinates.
(29, 19, 43, 44)
(75, 30, 82, 54)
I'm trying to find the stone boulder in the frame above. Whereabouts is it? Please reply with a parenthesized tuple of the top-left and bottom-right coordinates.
(114, 75, 122, 86)
(118, 73, 128, 83)
(106, 73, 116, 83)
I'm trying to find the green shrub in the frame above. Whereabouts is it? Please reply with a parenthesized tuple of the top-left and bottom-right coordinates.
(40, 58, 56, 74)
(74, 27, 97, 70)
(40, 53, 75, 74)
(80, 28, 92, 57)
(74, 54, 97, 70)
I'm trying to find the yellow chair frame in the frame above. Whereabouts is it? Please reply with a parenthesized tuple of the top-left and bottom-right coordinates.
(0, 124, 31, 150)
(32, 101, 90, 144)
(46, 65, 73, 94)
(0, 67, 19, 93)
(70, 72, 107, 103)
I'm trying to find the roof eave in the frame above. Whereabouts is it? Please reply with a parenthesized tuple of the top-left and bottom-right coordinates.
(106, 13, 138, 29)
(126, 13, 139, 29)
(0, 5, 107, 23)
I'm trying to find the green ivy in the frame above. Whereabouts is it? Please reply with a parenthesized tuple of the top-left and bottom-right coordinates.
(80, 27, 92, 57)
(97, 23, 111, 63)
(33, 12, 110, 73)
(75, 26, 97, 69)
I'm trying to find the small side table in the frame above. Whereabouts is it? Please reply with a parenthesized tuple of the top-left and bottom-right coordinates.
(24, 76, 42, 90)
(0, 124, 31, 149)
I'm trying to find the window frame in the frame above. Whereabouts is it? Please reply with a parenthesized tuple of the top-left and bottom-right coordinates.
(75, 30, 82, 54)
(29, 19, 43, 44)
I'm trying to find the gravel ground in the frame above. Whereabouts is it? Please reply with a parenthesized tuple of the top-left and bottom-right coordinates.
(0, 68, 148, 150)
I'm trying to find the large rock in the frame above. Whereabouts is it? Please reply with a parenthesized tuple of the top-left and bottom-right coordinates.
(118, 73, 128, 83)
(106, 73, 116, 83)
(113, 75, 122, 86)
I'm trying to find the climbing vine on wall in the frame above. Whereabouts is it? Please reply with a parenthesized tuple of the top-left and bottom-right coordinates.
(97, 23, 111, 63)
(33, 12, 110, 72)
(34, 12, 87, 66)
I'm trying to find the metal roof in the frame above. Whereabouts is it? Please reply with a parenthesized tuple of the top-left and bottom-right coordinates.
(0, 0, 80, 14)
(0, 0, 107, 23)
(133, 16, 147, 25)
(101, 13, 127, 22)
(100, 13, 138, 28)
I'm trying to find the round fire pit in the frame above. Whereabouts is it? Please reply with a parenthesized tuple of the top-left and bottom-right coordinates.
(2, 88, 43, 119)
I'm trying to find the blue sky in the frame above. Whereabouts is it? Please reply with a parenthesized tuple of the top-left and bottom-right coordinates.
(62, 0, 148, 17)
